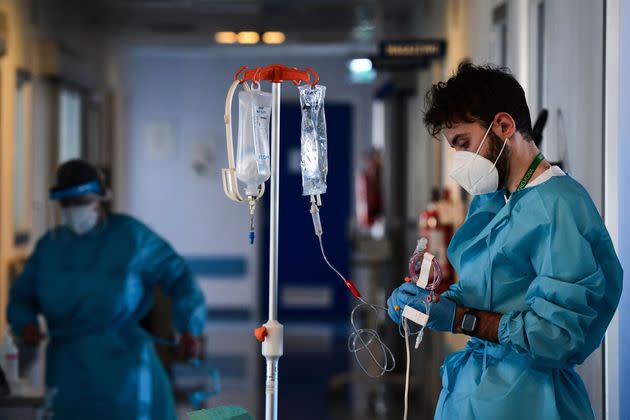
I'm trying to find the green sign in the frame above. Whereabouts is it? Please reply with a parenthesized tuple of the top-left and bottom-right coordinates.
(187, 406, 253, 420)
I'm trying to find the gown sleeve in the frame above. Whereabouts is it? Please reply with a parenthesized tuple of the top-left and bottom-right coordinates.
(137, 225, 207, 336)
(441, 281, 463, 305)
(7, 242, 43, 335)
(498, 195, 623, 363)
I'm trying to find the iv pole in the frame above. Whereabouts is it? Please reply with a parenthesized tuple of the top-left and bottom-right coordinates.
(224, 64, 319, 420)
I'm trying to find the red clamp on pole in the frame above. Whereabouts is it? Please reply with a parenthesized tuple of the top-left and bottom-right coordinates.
(343, 279, 362, 299)
(254, 326, 268, 342)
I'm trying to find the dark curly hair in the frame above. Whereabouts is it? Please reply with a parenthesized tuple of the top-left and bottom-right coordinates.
(424, 63, 533, 140)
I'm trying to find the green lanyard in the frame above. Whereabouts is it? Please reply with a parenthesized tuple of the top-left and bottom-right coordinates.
(516, 152, 545, 192)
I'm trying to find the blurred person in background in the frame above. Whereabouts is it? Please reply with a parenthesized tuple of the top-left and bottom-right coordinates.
(7, 159, 207, 420)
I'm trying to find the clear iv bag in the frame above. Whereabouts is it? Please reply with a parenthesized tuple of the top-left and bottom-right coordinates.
(299, 84, 328, 196)
(236, 89, 272, 196)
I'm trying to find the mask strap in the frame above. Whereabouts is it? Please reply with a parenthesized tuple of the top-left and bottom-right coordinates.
(470, 123, 495, 167)
(487, 137, 509, 174)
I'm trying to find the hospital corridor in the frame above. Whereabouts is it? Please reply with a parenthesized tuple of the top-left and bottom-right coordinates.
(0, 0, 628, 419)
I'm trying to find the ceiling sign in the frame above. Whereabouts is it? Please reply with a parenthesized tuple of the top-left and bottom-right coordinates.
(372, 39, 447, 71)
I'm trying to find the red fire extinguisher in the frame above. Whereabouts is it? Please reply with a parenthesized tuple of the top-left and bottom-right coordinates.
(356, 150, 383, 228)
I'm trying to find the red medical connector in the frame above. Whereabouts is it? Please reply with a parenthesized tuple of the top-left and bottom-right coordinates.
(343, 279, 362, 299)
(426, 294, 440, 303)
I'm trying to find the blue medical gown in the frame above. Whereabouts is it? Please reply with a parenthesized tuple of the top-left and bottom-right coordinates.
(436, 175, 622, 420)
(7, 214, 207, 420)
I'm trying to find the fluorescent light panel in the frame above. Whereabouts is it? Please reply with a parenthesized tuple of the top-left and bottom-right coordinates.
(215, 31, 286, 45)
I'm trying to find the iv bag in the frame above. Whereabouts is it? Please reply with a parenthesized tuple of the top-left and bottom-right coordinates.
(299, 84, 328, 196)
(236, 88, 272, 196)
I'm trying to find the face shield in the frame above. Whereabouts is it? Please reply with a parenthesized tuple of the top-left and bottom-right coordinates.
(48, 180, 111, 237)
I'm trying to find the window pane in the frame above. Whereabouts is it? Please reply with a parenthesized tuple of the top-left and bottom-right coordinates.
(58, 89, 82, 163)
(13, 71, 31, 245)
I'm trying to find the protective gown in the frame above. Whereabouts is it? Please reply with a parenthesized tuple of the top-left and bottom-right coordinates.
(8, 214, 207, 420)
(436, 175, 622, 420)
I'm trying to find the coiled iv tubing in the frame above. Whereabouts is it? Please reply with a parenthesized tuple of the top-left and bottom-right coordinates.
(311, 197, 395, 378)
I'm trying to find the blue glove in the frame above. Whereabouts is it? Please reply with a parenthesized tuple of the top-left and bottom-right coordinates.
(386, 282, 457, 332)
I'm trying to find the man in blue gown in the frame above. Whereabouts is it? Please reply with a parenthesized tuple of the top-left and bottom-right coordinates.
(387, 64, 623, 419)
(8, 159, 207, 420)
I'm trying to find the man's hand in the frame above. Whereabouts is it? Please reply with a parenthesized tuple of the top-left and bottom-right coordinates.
(387, 282, 457, 332)
(23, 323, 44, 346)
(179, 332, 202, 359)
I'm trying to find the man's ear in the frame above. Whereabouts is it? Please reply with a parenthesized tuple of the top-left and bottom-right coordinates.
(492, 112, 517, 139)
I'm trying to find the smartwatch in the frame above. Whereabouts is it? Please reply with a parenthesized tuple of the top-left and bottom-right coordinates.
(461, 309, 479, 336)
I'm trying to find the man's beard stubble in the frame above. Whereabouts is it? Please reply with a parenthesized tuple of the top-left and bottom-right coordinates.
(487, 131, 510, 189)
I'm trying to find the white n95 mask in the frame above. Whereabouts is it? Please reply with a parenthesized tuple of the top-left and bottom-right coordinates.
(62, 203, 99, 235)
(449, 124, 508, 195)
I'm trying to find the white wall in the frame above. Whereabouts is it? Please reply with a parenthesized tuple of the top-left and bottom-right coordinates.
(113, 45, 373, 315)
(407, 1, 447, 214)
(541, 0, 604, 209)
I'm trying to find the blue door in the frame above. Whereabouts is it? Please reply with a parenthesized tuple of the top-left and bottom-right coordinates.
(259, 103, 353, 321)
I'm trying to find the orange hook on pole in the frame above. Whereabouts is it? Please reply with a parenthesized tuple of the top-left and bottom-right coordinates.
(233, 65, 248, 82)
(232, 64, 319, 86)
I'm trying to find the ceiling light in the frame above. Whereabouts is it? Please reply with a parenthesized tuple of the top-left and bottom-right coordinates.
(348, 58, 373, 73)
(237, 32, 260, 44)
(214, 31, 237, 44)
(348, 58, 376, 84)
(262, 32, 286, 45)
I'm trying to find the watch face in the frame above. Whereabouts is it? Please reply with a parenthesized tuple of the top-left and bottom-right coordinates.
(462, 313, 478, 332)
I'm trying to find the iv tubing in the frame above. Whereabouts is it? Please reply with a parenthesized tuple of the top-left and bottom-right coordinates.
(311, 198, 395, 377)
(403, 318, 411, 420)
